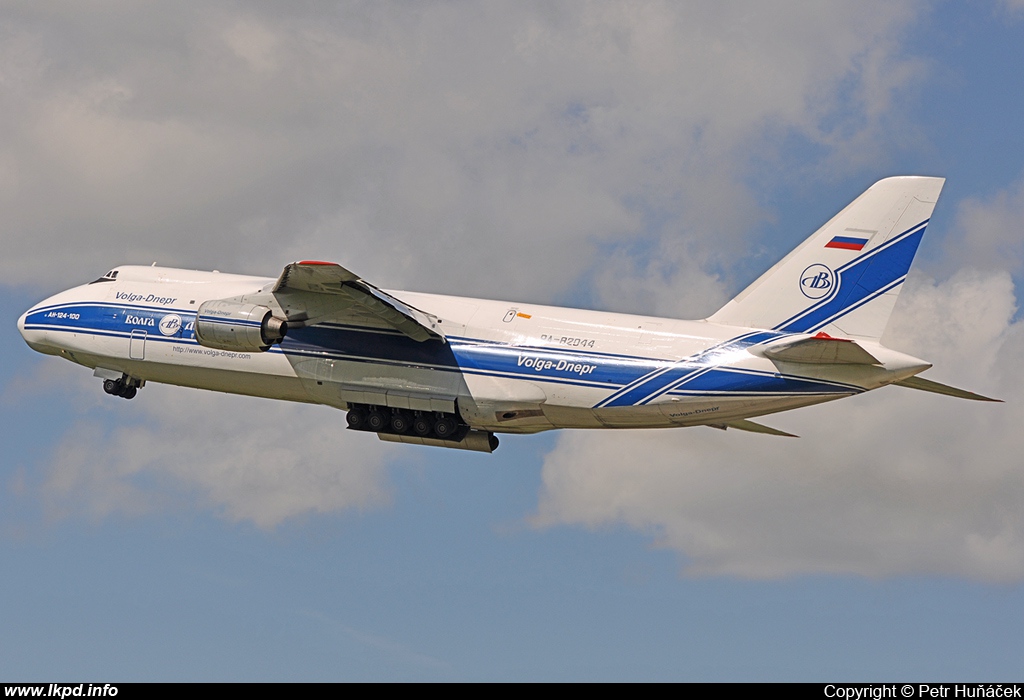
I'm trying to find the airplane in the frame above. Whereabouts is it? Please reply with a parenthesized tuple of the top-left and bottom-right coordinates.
(17, 176, 999, 453)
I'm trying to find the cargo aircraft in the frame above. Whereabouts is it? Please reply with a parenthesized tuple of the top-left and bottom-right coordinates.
(18, 176, 998, 453)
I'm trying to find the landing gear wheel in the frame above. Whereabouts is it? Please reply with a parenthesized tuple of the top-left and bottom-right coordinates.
(121, 386, 137, 400)
(366, 410, 386, 432)
(412, 415, 432, 437)
(390, 412, 410, 434)
(103, 379, 120, 395)
(347, 408, 367, 430)
(433, 416, 457, 440)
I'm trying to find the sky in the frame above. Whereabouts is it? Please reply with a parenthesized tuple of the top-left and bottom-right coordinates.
(2, 0, 1024, 681)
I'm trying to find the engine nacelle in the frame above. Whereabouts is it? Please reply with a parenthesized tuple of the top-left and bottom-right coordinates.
(194, 300, 287, 352)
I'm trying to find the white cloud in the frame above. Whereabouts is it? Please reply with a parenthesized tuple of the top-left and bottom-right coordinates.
(40, 379, 396, 528)
(0, 2, 925, 304)
(1000, 0, 1024, 15)
(4, 1, 960, 544)
(532, 268, 1024, 581)
(222, 18, 280, 74)
(947, 178, 1024, 275)
(588, 235, 730, 319)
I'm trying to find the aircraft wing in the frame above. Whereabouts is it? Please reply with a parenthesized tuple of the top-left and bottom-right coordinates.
(272, 261, 444, 342)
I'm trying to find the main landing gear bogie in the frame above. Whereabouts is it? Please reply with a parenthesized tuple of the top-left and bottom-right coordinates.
(102, 375, 140, 400)
(346, 404, 468, 442)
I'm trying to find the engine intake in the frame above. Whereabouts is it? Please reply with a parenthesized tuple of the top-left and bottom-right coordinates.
(194, 300, 287, 352)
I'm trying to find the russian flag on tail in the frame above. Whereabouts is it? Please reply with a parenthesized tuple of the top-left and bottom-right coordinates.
(825, 235, 869, 251)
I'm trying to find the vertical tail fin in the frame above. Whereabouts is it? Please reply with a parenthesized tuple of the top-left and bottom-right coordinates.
(707, 176, 945, 340)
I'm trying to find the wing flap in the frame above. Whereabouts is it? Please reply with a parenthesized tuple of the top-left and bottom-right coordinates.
(273, 261, 443, 342)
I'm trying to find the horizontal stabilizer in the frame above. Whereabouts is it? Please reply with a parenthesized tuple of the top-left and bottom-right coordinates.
(894, 376, 1002, 402)
(761, 333, 880, 365)
(709, 418, 799, 437)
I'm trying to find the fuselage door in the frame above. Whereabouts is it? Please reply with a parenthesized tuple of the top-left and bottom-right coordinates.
(129, 330, 147, 360)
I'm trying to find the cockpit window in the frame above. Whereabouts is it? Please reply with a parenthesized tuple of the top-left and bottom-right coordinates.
(88, 270, 119, 284)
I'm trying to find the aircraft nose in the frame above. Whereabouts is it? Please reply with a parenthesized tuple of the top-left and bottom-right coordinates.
(18, 303, 57, 355)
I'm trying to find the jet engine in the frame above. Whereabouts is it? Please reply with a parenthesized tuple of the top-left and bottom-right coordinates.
(194, 300, 287, 352)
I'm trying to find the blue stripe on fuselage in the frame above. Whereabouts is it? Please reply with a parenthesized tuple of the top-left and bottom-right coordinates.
(25, 303, 194, 338)
(25, 302, 859, 402)
(452, 342, 657, 388)
(598, 330, 784, 407)
(667, 366, 858, 396)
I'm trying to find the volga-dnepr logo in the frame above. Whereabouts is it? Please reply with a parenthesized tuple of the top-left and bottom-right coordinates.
(800, 264, 834, 299)
(158, 314, 183, 336)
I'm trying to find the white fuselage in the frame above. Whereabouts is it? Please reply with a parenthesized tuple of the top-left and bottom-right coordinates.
(18, 265, 929, 435)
